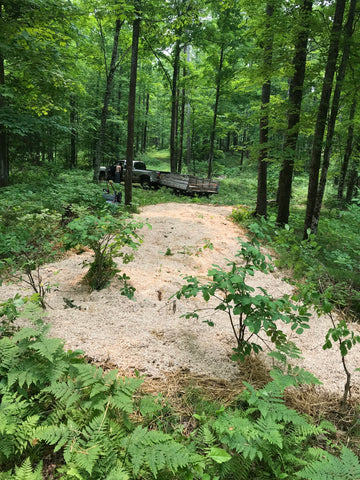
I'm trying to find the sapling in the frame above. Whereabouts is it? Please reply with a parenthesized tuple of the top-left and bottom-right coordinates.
(175, 239, 310, 362)
(0, 211, 61, 308)
(323, 315, 360, 404)
(64, 212, 148, 293)
(293, 279, 360, 404)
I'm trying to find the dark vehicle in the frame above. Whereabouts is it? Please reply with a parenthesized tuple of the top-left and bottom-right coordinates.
(100, 161, 160, 189)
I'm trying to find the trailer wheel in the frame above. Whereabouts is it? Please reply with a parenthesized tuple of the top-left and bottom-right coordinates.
(140, 176, 151, 189)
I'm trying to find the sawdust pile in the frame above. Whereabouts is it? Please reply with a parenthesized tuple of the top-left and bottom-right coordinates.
(1, 203, 360, 396)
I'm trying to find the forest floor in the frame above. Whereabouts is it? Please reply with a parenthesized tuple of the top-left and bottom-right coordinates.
(2, 202, 360, 400)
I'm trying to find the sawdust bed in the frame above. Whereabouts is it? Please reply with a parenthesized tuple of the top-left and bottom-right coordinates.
(1, 202, 360, 399)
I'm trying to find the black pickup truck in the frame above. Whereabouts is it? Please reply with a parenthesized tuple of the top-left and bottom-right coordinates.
(100, 161, 161, 188)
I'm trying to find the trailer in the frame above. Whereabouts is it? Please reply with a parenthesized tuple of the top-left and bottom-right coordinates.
(159, 172, 219, 196)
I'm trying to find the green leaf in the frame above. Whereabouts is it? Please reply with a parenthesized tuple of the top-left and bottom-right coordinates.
(208, 447, 232, 464)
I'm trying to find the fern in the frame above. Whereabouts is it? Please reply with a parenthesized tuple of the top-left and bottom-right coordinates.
(198, 424, 217, 447)
(122, 425, 197, 478)
(0, 337, 17, 374)
(297, 446, 360, 479)
(104, 465, 130, 480)
(1, 299, 359, 480)
(0, 458, 43, 480)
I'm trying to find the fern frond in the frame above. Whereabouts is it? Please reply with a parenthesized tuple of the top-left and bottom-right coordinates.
(12, 415, 40, 453)
(29, 337, 64, 362)
(218, 455, 252, 480)
(0, 337, 17, 373)
(71, 363, 104, 388)
(297, 446, 360, 479)
(255, 417, 283, 449)
(110, 378, 143, 414)
(104, 465, 130, 480)
(122, 426, 194, 477)
(13, 327, 42, 342)
(38, 423, 71, 452)
(43, 380, 81, 409)
(198, 424, 217, 447)
(72, 442, 102, 475)
(13, 458, 42, 480)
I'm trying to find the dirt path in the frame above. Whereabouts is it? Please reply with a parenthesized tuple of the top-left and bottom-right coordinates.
(1, 203, 360, 395)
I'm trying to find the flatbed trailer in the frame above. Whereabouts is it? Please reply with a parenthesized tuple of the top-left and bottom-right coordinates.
(159, 172, 219, 195)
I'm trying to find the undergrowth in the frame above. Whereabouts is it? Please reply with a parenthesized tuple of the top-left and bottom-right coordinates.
(1, 297, 360, 479)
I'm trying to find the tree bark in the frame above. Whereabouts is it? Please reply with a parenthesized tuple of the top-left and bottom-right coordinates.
(178, 82, 186, 173)
(311, 0, 357, 233)
(0, 1, 9, 187)
(345, 161, 358, 204)
(338, 98, 357, 203)
(124, 12, 141, 205)
(255, 3, 274, 218)
(276, 0, 312, 226)
(170, 40, 181, 173)
(303, 0, 346, 238)
(186, 45, 192, 171)
(208, 46, 224, 179)
(93, 18, 123, 182)
(69, 93, 77, 168)
(141, 93, 149, 153)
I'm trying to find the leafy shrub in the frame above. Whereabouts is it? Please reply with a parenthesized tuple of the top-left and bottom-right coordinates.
(64, 212, 148, 292)
(0, 209, 62, 308)
(230, 205, 251, 223)
(175, 239, 311, 362)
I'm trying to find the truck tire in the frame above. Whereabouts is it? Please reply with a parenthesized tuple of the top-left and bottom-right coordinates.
(140, 176, 151, 189)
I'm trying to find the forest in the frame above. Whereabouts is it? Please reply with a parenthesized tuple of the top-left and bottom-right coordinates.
(1, 0, 360, 479)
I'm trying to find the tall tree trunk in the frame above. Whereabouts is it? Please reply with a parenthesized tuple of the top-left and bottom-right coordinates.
(345, 159, 358, 204)
(311, 0, 357, 233)
(208, 46, 224, 179)
(255, 3, 274, 218)
(276, 0, 312, 226)
(115, 73, 122, 158)
(69, 93, 77, 168)
(303, 0, 346, 238)
(338, 98, 357, 203)
(178, 46, 188, 174)
(170, 40, 181, 173)
(47, 126, 54, 163)
(240, 129, 246, 166)
(0, 1, 9, 187)
(178, 83, 186, 173)
(93, 18, 123, 181)
(186, 46, 192, 171)
(124, 12, 141, 205)
(141, 93, 149, 153)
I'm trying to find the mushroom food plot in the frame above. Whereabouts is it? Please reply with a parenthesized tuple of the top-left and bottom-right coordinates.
(1, 202, 360, 395)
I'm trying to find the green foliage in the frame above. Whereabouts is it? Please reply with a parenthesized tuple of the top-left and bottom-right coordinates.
(0, 296, 358, 479)
(64, 212, 148, 292)
(175, 239, 310, 361)
(190, 368, 333, 480)
(0, 295, 24, 338)
(230, 205, 251, 223)
(248, 215, 360, 404)
(121, 426, 199, 478)
(323, 319, 360, 356)
(247, 207, 360, 319)
(0, 297, 196, 479)
(0, 458, 43, 480)
(297, 446, 360, 479)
